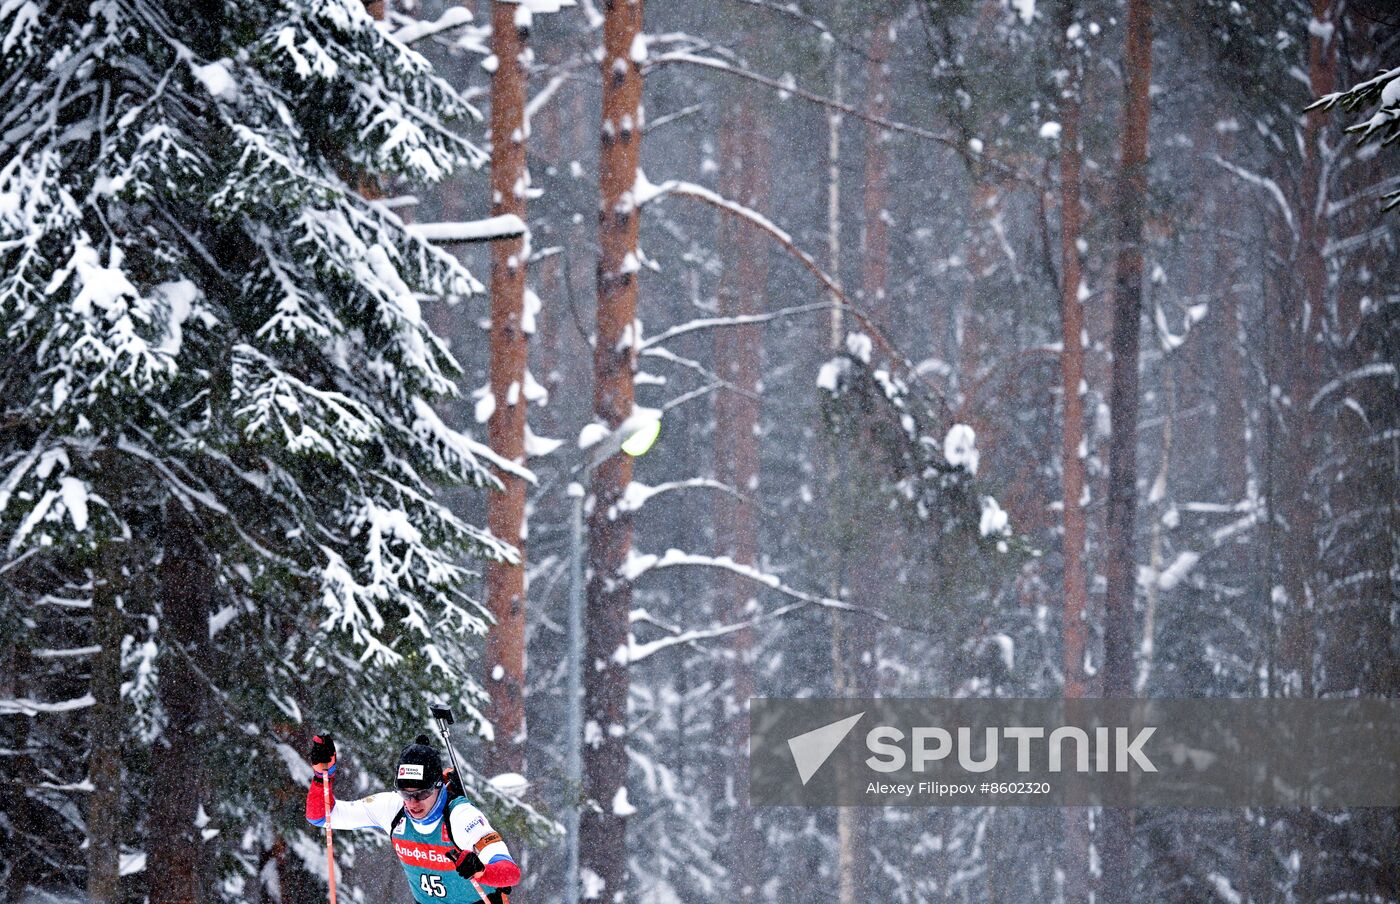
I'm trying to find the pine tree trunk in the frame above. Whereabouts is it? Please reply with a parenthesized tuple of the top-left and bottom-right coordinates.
(1055, 5, 1091, 897)
(714, 91, 767, 902)
(1283, 6, 1337, 898)
(581, 0, 644, 899)
(1057, 5, 1089, 709)
(1334, 10, 1381, 342)
(1138, 366, 1174, 692)
(1211, 123, 1249, 507)
(861, 19, 892, 326)
(1261, 214, 1289, 700)
(1101, 0, 1152, 898)
(825, 18, 844, 348)
(1204, 129, 1251, 751)
(956, 180, 996, 418)
(832, 606, 866, 904)
(87, 548, 124, 904)
(483, 0, 531, 781)
(822, 10, 859, 901)
(148, 508, 212, 904)
(839, 19, 898, 901)
(1279, 0, 1336, 700)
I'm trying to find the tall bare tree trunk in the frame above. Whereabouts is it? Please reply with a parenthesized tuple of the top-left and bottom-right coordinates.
(832, 609, 868, 904)
(714, 90, 768, 902)
(956, 180, 997, 421)
(1279, 0, 1336, 700)
(1283, 6, 1337, 898)
(1054, 4, 1091, 898)
(148, 508, 212, 904)
(837, 20, 899, 902)
(483, 0, 531, 780)
(833, 592, 881, 904)
(87, 549, 124, 904)
(826, 15, 844, 348)
(1212, 137, 1249, 508)
(1101, 0, 1152, 899)
(861, 19, 892, 325)
(822, 9, 861, 903)
(582, 0, 644, 899)
(1103, 0, 1151, 708)
(1056, 3, 1090, 712)
(1138, 366, 1174, 693)
(1334, 9, 1381, 343)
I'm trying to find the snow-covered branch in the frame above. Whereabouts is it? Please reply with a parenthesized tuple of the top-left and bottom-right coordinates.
(635, 170, 951, 415)
(722, 0, 864, 56)
(0, 694, 95, 716)
(1142, 506, 1262, 593)
(640, 347, 758, 400)
(1211, 154, 1297, 238)
(115, 438, 230, 517)
(644, 51, 960, 150)
(625, 615, 788, 664)
(525, 70, 576, 128)
(389, 8, 473, 46)
(638, 302, 832, 350)
(615, 478, 758, 515)
(620, 548, 877, 619)
(636, 172, 844, 297)
(1308, 362, 1398, 411)
(645, 103, 704, 134)
(409, 214, 527, 244)
(31, 645, 101, 659)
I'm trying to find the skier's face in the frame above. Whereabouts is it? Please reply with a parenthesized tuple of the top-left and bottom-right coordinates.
(402, 783, 440, 819)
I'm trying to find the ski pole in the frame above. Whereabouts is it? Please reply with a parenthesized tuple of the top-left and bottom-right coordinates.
(429, 704, 506, 904)
(321, 763, 338, 904)
(468, 876, 494, 903)
(429, 702, 466, 791)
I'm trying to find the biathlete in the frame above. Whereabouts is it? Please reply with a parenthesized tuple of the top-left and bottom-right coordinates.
(305, 733, 521, 904)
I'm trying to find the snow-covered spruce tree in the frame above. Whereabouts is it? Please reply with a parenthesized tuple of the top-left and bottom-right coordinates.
(0, 0, 544, 900)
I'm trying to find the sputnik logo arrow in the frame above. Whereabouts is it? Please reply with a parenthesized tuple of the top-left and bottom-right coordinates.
(787, 712, 865, 785)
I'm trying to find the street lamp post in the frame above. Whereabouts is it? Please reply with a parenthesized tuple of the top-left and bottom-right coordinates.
(562, 412, 660, 904)
(563, 480, 585, 904)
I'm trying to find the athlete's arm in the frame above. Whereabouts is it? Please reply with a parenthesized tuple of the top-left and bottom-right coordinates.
(305, 770, 402, 833)
(448, 802, 521, 888)
(304, 733, 401, 833)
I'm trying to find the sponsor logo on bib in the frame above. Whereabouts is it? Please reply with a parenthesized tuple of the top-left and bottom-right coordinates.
(393, 839, 454, 871)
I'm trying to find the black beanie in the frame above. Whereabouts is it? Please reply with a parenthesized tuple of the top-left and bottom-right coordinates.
(396, 734, 443, 790)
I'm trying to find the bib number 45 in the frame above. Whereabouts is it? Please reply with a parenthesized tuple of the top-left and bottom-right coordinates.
(419, 874, 447, 898)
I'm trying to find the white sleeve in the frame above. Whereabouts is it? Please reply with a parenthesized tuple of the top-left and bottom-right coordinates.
(327, 791, 402, 833)
(448, 801, 513, 865)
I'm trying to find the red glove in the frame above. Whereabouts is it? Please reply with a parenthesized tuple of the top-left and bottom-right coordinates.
(454, 850, 520, 889)
(480, 858, 521, 888)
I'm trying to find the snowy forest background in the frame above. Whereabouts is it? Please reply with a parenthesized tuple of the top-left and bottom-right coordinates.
(2, 0, 1398, 903)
